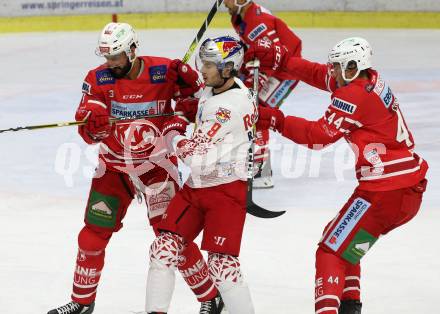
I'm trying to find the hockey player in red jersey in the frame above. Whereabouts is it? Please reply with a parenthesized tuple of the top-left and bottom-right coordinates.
(224, 0, 302, 188)
(246, 37, 429, 313)
(144, 36, 255, 314)
(47, 22, 221, 314)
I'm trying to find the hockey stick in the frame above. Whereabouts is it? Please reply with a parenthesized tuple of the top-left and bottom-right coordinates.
(182, 0, 224, 63)
(0, 112, 176, 134)
(246, 59, 286, 219)
(1, 1, 223, 135)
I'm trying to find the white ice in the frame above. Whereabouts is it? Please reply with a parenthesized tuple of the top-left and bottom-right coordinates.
(0, 28, 439, 314)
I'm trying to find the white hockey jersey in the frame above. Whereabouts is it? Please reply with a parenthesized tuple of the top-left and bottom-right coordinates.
(172, 77, 257, 188)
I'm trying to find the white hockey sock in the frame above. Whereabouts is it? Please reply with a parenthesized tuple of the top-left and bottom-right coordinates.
(208, 253, 255, 314)
(145, 232, 183, 313)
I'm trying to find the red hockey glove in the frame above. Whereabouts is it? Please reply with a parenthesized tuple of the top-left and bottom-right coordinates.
(175, 97, 199, 123)
(160, 116, 189, 154)
(162, 116, 189, 137)
(75, 101, 111, 143)
(244, 38, 288, 73)
(257, 106, 285, 133)
(244, 71, 269, 91)
(167, 59, 202, 96)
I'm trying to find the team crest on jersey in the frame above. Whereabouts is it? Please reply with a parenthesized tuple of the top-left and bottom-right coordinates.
(215, 107, 231, 123)
(331, 97, 357, 114)
(115, 120, 160, 154)
(96, 69, 115, 85)
(149, 65, 167, 84)
(82, 81, 91, 94)
(248, 23, 267, 41)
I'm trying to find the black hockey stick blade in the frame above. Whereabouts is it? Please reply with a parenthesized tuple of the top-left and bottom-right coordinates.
(247, 200, 286, 218)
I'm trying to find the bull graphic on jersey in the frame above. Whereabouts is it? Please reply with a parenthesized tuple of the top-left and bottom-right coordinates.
(215, 107, 231, 123)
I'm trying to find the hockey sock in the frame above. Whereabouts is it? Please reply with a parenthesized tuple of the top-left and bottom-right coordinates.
(315, 247, 347, 314)
(145, 232, 183, 313)
(72, 226, 111, 305)
(178, 241, 218, 302)
(341, 263, 361, 301)
(208, 253, 255, 314)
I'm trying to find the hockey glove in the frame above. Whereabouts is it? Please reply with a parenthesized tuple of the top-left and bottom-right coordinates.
(244, 70, 269, 91)
(257, 105, 285, 133)
(75, 101, 111, 143)
(167, 59, 202, 96)
(244, 38, 289, 73)
(162, 116, 189, 136)
(175, 97, 199, 123)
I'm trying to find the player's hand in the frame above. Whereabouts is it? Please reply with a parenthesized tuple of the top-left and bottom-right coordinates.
(244, 71, 269, 91)
(257, 105, 285, 133)
(160, 116, 189, 154)
(244, 38, 288, 72)
(75, 102, 111, 142)
(175, 97, 199, 123)
(167, 59, 202, 90)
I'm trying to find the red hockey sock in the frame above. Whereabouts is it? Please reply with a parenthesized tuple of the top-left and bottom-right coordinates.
(71, 226, 111, 305)
(315, 247, 347, 314)
(178, 241, 217, 302)
(341, 263, 361, 301)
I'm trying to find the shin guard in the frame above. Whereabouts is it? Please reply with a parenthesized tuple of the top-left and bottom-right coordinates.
(72, 226, 111, 305)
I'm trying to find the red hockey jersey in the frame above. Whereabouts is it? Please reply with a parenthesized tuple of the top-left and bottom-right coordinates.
(281, 57, 428, 191)
(231, 2, 301, 80)
(77, 56, 183, 173)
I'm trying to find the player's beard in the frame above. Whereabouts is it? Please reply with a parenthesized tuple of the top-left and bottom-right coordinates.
(109, 61, 132, 79)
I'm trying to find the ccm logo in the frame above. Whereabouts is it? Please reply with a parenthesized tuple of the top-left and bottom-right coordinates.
(122, 94, 143, 100)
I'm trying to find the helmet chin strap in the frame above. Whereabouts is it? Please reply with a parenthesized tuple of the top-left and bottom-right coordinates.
(342, 66, 361, 83)
(234, 0, 251, 15)
(128, 55, 137, 72)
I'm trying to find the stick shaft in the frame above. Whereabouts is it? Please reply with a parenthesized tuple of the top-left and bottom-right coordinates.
(247, 59, 261, 197)
(182, 0, 224, 64)
(0, 112, 175, 134)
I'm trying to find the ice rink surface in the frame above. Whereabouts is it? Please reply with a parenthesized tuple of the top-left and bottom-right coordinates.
(0, 28, 439, 313)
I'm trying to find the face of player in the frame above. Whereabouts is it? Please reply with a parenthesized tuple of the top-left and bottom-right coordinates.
(331, 63, 357, 87)
(201, 61, 224, 87)
(224, 0, 239, 15)
(105, 52, 132, 79)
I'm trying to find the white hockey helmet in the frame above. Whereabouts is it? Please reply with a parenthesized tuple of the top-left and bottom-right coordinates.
(96, 22, 139, 62)
(328, 37, 373, 82)
(234, 0, 252, 14)
(198, 36, 244, 73)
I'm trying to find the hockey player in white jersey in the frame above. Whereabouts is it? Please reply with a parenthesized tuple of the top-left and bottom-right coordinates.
(144, 36, 256, 314)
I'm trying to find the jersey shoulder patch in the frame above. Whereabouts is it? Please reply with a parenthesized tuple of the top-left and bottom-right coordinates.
(95, 68, 115, 86)
(248, 23, 268, 41)
(330, 97, 357, 115)
(148, 64, 167, 84)
(82, 81, 91, 94)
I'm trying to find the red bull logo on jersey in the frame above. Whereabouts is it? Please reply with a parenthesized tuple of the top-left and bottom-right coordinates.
(215, 107, 231, 123)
